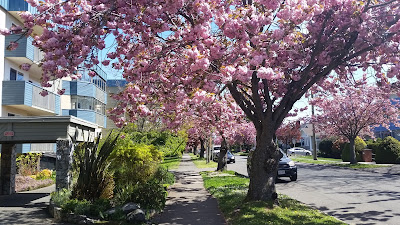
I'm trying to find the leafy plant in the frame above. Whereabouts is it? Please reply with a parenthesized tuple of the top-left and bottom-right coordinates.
(128, 178, 168, 211)
(109, 137, 163, 186)
(366, 138, 383, 154)
(16, 153, 41, 176)
(51, 188, 72, 207)
(342, 137, 366, 162)
(375, 136, 400, 164)
(71, 130, 120, 201)
(112, 166, 174, 210)
(318, 139, 334, 158)
(36, 169, 52, 180)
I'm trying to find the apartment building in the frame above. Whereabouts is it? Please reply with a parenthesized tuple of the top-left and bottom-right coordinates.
(0, 0, 107, 153)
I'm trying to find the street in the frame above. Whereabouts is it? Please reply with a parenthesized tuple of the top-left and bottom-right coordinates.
(228, 155, 400, 225)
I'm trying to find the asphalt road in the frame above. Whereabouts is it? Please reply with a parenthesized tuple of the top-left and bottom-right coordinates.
(228, 155, 400, 225)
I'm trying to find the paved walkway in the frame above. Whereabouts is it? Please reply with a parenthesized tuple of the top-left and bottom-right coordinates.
(153, 154, 227, 225)
(0, 184, 69, 225)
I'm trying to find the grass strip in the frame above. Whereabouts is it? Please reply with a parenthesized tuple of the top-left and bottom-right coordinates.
(189, 153, 218, 168)
(292, 156, 389, 169)
(334, 164, 389, 169)
(201, 171, 346, 225)
(161, 156, 182, 170)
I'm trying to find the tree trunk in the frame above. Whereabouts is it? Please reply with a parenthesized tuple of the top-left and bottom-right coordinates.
(349, 138, 357, 164)
(217, 138, 228, 171)
(199, 138, 205, 159)
(246, 129, 281, 201)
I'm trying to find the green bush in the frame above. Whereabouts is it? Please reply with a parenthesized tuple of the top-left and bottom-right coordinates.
(342, 137, 366, 162)
(112, 166, 174, 211)
(35, 169, 52, 180)
(128, 130, 187, 157)
(375, 136, 400, 164)
(16, 153, 41, 176)
(59, 197, 111, 217)
(109, 140, 163, 186)
(51, 189, 71, 207)
(331, 139, 345, 159)
(366, 138, 383, 154)
(128, 178, 168, 211)
(72, 131, 120, 201)
(152, 166, 175, 185)
(319, 139, 334, 158)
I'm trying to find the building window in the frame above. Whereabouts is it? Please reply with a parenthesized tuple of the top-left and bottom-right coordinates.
(71, 96, 106, 114)
(10, 68, 24, 81)
(8, 113, 15, 117)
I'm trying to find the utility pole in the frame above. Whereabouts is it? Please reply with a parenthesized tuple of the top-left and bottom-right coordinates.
(206, 136, 211, 164)
(311, 92, 318, 160)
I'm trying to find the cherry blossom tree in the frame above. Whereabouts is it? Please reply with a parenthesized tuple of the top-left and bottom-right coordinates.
(312, 79, 400, 164)
(183, 91, 247, 171)
(2, 0, 400, 201)
(186, 121, 213, 158)
(276, 121, 301, 149)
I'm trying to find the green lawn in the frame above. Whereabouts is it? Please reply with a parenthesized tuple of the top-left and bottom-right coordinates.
(161, 156, 182, 170)
(291, 156, 342, 164)
(189, 153, 218, 168)
(201, 171, 346, 225)
(238, 152, 249, 156)
(291, 156, 389, 169)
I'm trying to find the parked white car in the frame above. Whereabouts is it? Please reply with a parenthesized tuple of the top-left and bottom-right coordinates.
(287, 147, 312, 156)
(212, 145, 221, 160)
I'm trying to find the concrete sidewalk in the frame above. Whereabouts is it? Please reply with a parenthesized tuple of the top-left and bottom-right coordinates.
(152, 154, 227, 225)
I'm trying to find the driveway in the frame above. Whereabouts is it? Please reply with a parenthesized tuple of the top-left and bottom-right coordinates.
(228, 155, 400, 225)
(0, 185, 69, 225)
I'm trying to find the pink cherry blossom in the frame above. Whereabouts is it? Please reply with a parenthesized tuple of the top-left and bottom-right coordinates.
(14, 0, 400, 202)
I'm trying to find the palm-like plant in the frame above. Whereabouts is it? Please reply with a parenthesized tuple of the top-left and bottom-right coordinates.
(71, 130, 120, 201)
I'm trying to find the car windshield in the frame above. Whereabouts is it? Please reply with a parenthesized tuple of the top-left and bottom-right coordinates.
(227, 151, 233, 156)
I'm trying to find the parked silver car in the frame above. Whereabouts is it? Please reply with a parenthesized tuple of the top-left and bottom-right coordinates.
(287, 147, 312, 156)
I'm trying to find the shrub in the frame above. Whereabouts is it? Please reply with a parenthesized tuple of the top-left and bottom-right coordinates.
(129, 178, 168, 211)
(375, 136, 400, 164)
(366, 138, 383, 154)
(51, 189, 72, 207)
(342, 137, 366, 162)
(36, 169, 52, 180)
(153, 166, 175, 185)
(72, 131, 120, 201)
(112, 166, 174, 211)
(128, 130, 187, 157)
(318, 139, 334, 158)
(59, 197, 111, 217)
(16, 153, 41, 176)
(331, 139, 345, 159)
(109, 140, 163, 186)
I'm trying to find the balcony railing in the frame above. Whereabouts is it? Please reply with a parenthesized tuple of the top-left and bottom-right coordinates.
(4, 35, 43, 63)
(7, 0, 38, 14)
(2, 81, 60, 114)
(62, 109, 106, 128)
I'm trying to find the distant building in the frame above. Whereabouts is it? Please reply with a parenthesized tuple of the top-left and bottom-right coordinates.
(299, 123, 321, 151)
(104, 80, 128, 134)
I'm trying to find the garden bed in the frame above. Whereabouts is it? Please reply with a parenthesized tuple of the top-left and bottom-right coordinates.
(15, 175, 54, 192)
